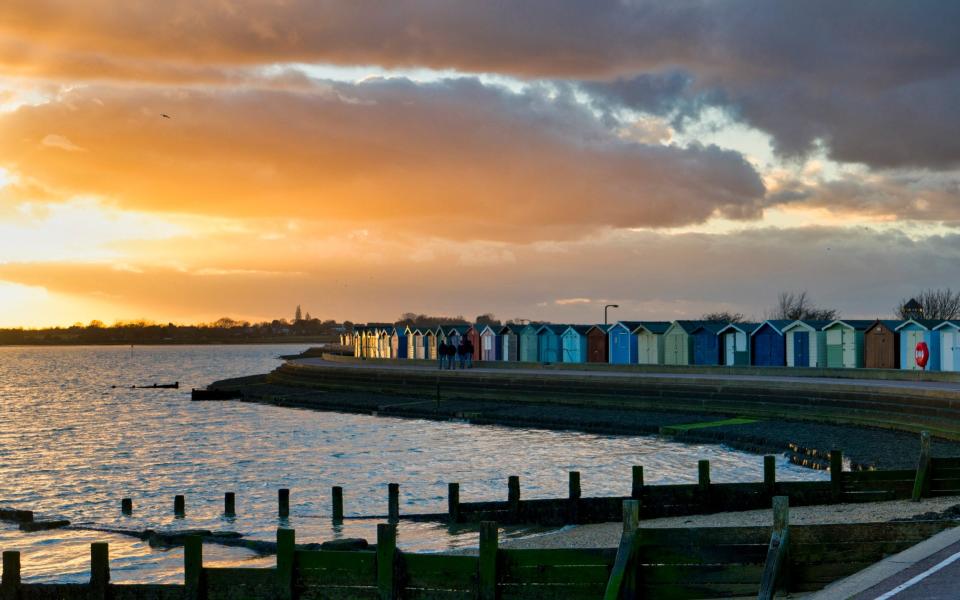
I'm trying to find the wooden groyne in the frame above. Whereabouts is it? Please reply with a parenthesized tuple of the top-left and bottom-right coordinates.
(3, 499, 955, 599)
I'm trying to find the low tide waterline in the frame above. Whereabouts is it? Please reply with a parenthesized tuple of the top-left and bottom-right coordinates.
(0, 345, 826, 584)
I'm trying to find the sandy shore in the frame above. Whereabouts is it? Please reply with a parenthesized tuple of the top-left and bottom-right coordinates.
(458, 497, 960, 552)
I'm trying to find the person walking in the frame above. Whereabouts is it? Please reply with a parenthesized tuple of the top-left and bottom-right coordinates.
(437, 340, 447, 369)
(464, 336, 475, 368)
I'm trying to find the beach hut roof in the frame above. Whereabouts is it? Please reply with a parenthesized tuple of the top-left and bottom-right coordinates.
(563, 324, 593, 335)
(823, 319, 874, 331)
(718, 322, 760, 335)
(669, 320, 711, 334)
(933, 320, 960, 331)
(610, 320, 646, 332)
(536, 323, 568, 335)
(866, 319, 902, 331)
(894, 318, 944, 332)
(445, 325, 471, 335)
(781, 319, 834, 332)
(499, 323, 524, 335)
(692, 322, 729, 334)
(749, 320, 793, 336)
(630, 321, 671, 335)
(586, 324, 611, 334)
(478, 324, 499, 335)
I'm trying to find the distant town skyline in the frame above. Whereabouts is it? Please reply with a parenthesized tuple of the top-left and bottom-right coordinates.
(1, 2, 958, 327)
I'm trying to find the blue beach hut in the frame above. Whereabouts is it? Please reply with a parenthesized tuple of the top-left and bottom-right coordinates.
(519, 323, 541, 362)
(561, 325, 591, 363)
(934, 321, 960, 372)
(896, 319, 943, 371)
(692, 322, 727, 366)
(537, 324, 566, 363)
(750, 320, 791, 367)
(608, 321, 643, 364)
(717, 322, 758, 366)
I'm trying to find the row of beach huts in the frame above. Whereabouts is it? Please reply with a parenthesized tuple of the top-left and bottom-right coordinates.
(343, 318, 960, 371)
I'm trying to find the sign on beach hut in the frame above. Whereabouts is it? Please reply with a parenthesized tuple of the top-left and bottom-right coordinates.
(537, 324, 566, 363)
(586, 325, 609, 363)
(692, 322, 727, 366)
(718, 322, 758, 366)
(934, 321, 960, 372)
(663, 321, 700, 365)
(608, 321, 643, 364)
(896, 319, 943, 371)
(823, 320, 871, 368)
(519, 324, 541, 362)
(750, 320, 791, 367)
(783, 320, 830, 367)
(864, 320, 901, 369)
(479, 325, 501, 361)
(500, 324, 522, 362)
(560, 325, 591, 363)
(633, 322, 671, 365)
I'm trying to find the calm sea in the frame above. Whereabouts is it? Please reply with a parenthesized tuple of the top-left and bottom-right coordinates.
(0, 344, 824, 583)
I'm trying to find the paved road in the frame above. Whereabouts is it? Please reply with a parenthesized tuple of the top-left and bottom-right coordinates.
(844, 536, 960, 599)
(291, 358, 960, 394)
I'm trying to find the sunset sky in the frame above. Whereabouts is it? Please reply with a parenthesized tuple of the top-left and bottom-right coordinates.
(1, 2, 959, 327)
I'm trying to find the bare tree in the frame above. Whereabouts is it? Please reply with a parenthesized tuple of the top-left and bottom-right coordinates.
(475, 313, 502, 326)
(701, 311, 744, 323)
(768, 291, 837, 321)
(895, 288, 960, 320)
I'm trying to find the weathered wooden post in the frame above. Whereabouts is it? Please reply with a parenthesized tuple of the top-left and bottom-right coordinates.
(377, 523, 397, 600)
(1, 551, 21, 600)
(184, 535, 202, 600)
(223, 492, 236, 516)
(388, 483, 400, 522)
(830, 450, 843, 501)
(121, 498, 133, 515)
(276, 528, 295, 600)
(508, 476, 520, 520)
(174, 495, 185, 517)
(478, 521, 498, 600)
(631, 466, 644, 500)
(603, 500, 640, 599)
(758, 496, 791, 600)
(568, 471, 581, 523)
(913, 431, 932, 502)
(332, 486, 344, 521)
(763, 455, 776, 499)
(448, 483, 460, 524)
(698, 460, 712, 511)
(90, 542, 110, 600)
(279, 488, 290, 518)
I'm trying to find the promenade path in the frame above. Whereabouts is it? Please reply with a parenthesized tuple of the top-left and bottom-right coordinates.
(291, 358, 960, 394)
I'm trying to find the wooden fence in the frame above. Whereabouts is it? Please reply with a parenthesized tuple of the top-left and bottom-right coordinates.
(3, 499, 955, 600)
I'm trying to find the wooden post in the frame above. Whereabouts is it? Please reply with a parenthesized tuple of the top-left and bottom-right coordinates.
(763, 455, 776, 498)
(184, 535, 202, 600)
(224, 492, 236, 516)
(698, 460, 711, 511)
(90, 542, 109, 600)
(478, 521, 498, 600)
(448, 483, 460, 524)
(913, 431, 932, 502)
(758, 496, 791, 600)
(121, 498, 133, 515)
(631, 466, 644, 500)
(1, 551, 21, 600)
(174, 494, 185, 517)
(377, 523, 397, 600)
(830, 450, 843, 501)
(388, 483, 400, 522)
(508, 476, 520, 520)
(332, 486, 344, 521)
(279, 488, 290, 518)
(568, 471, 581, 524)
(569, 471, 581, 500)
(603, 500, 640, 600)
(276, 528, 295, 600)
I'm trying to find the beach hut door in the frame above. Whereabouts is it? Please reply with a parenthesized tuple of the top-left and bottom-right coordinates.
(725, 334, 736, 366)
(794, 331, 809, 367)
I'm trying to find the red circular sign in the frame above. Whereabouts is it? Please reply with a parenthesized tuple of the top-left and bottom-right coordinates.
(915, 342, 930, 369)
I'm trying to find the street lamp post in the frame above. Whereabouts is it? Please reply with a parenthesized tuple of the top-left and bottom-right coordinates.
(604, 304, 619, 326)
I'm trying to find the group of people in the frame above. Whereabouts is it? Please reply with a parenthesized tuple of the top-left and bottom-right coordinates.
(438, 338, 474, 370)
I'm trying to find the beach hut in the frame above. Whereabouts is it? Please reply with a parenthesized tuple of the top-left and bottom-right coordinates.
(561, 325, 591, 363)
(537, 324, 566, 363)
(389, 327, 403, 359)
(445, 325, 467, 349)
(519, 324, 541, 362)
(692, 322, 727, 366)
(363, 326, 380, 358)
(586, 325, 609, 363)
(864, 320, 901, 369)
(718, 323, 758, 366)
(823, 320, 871, 369)
(896, 319, 943, 371)
(663, 321, 700, 366)
(782, 320, 830, 367)
(633, 322, 670, 365)
(424, 328, 438, 361)
(411, 328, 426, 360)
(500, 324, 522, 362)
(479, 325, 501, 361)
(608, 321, 643, 364)
(750, 320, 791, 367)
(934, 321, 960, 372)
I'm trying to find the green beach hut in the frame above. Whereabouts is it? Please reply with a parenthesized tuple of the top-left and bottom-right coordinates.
(663, 321, 701, 365)
(822, 320, 872, 368)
